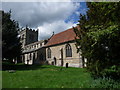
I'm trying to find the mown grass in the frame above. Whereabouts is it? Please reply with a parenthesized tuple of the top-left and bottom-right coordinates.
(2, 63, 120, 88)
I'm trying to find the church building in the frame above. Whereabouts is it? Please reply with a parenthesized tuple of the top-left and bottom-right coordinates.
(19, 26, 87, 68)
(19, 27, 47, 65)
(44, 27, 87, 68)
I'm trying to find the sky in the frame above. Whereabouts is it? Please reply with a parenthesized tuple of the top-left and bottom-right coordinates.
(2, 1, 88, 40)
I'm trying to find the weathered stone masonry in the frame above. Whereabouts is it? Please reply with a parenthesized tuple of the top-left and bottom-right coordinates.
(19, 26, 87, 67)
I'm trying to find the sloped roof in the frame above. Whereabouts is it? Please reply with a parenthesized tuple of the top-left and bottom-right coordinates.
(45, 27, 79, 47)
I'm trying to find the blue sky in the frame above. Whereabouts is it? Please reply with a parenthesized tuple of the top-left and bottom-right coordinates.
(2, 2, 88, 40)
(65, 2, 88, 24)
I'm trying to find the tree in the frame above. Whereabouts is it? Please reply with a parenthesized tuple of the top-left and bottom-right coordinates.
(74, 2, 120, 78)
(2, 10, 21, 62)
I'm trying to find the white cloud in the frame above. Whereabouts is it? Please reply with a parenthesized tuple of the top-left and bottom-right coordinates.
(75, 11, 80, 15)
(38, 20, 77, 40)
(2, 2, 80, 40)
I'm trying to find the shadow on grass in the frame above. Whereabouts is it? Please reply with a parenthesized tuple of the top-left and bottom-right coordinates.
(2, 62, 49, 71)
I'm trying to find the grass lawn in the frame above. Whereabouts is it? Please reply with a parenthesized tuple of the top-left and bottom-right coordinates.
(2, 64, 92, 88)
(2, 63, 120, 88)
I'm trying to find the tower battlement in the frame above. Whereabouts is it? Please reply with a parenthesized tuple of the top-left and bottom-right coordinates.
(19, 27, 38, 48)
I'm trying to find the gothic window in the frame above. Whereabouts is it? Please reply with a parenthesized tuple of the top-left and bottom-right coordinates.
(47, 48, 51, 58)
(66, 44, 72, 57)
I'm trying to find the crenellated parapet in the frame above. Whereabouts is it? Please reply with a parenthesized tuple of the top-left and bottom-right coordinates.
(19, 27, 38, 33)
(19, 27, 38, 48)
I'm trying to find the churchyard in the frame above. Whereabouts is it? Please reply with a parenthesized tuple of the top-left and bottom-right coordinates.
(2, 63, 120, 88)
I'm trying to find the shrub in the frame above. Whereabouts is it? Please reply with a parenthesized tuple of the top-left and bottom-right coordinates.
(101, 65, 120, 80)
(89, 77, 120, 88)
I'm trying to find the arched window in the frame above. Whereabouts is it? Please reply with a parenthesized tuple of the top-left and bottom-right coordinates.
(66, 44, 72, 57)
(47, 48, 51, 58)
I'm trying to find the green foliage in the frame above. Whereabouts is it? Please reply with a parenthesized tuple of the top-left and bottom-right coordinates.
(2, 10, 21, 62)
(90, 77, 120, 88)
(86, 2, 120, 25)
(74, 2, 120, 78)
(86, 25, 120, 78)
(101, 65, 120, 80)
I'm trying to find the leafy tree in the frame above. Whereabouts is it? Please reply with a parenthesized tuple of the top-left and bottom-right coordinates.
(2, 10, 21, 62)
(74, 2, 120, 78)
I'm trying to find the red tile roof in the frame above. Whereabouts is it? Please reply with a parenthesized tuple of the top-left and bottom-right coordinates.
(45, 26, 79, 47)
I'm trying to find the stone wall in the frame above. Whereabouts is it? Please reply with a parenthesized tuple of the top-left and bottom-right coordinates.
(21, 39, 46, 65)
(19, 29, 26, 48)
(46, 41, 84, 68)
(26, 29, 38, 45)
(22, 47, 46, 65)
(19, 28, 38, 48)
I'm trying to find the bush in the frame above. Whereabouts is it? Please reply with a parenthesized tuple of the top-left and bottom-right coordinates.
(74, 2, 120, 79)
(101, 65, 120, 80)
(89, 77, 120, 88)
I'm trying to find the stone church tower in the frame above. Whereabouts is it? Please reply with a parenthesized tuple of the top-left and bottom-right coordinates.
(18, 27, 46, 65)
(19, 27, 38, 48)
